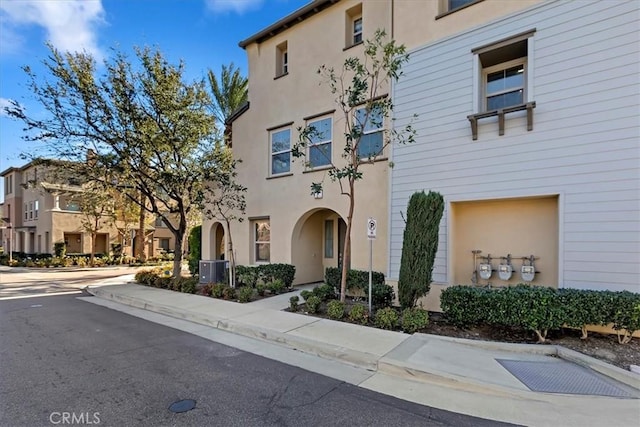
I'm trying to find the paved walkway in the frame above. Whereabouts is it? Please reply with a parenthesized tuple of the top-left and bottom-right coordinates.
(86, 277, 640, 426)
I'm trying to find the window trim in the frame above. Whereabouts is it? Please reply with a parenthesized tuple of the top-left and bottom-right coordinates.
(306, 116, 333, 169)
(482, 58, 527, 112)
(352, 16, 362, 45)
(324, 219, 334, 259)
(436, 0, 484, 19)
(269, 127, 292, 177)
(276, 41, 289, 78)
(355, 105, 385, 159)
(252, 218, 270, 264)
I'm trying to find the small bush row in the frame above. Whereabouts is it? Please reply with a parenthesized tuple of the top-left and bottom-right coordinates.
(135, 269, 199, 294)
(236, 264, 296, 288)
(324, 267, 385, 291)
(440, 285, 640, 343)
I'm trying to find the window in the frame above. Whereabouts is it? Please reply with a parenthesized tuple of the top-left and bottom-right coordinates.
(5, 175, 12, 195)
(65, 201, 80, 211)
(24, 204, 28, 220)
(270, 128, 291, 175)
(345, 4, 363, 48)
(253, 219, 270, 263)
(353, 17, 362, 44)
(276, 41, 288, 77)
(159, 238, 170, 251)
(324, 220, 334, 258)
(355, 105, 384, 158)
(307, 117, 332, 168)
(34, 200, 39, 219)
(28, 202, 33, 219)
(474, 32, 532, 112)
(449, 0, 475, 11)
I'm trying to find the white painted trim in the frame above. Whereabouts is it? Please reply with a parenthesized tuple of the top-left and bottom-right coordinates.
(446, 199, 454, 286)
(557, 191, 565, 288)
(472, 53, 479, 113)
(527, 36, 535, 102)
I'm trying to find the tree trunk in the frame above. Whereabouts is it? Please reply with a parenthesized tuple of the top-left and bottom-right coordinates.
(172, 216, 187, 278)
(90, 231, 96, 267)
(225, 218, 236, 288)
(136, 192, 146, 262)
(339, 179, 356, 303)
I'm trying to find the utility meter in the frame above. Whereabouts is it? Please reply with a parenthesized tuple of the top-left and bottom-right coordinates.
(478, 264, 492, 280)
(521, 265, 535, 282)
(498, 264, 513, 281)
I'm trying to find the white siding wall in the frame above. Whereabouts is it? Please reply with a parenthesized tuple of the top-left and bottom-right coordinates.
(389, 0, 640, 292)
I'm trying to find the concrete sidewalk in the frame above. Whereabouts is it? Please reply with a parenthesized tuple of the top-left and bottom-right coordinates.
(86, 280, 640, 426)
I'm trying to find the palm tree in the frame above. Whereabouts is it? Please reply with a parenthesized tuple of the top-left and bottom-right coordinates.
(207, 63, 248, 133)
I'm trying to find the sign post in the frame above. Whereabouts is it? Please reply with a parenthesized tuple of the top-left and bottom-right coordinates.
(367, 217, 377, 314)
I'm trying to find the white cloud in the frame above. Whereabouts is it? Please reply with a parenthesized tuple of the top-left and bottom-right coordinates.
(0, 0, 105, 59)
(0, 98, 13, 116)
(206, 0, 264, 14)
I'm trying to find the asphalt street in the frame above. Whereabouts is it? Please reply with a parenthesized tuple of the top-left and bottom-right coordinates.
(0, 288, 512, 427)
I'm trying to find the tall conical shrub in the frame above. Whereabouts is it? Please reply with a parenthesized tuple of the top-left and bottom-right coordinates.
(398, 191, 445, 309)
(188, 225, 202, 276)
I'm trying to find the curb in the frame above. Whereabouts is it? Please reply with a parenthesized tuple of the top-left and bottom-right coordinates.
(87, 285, 379, 371)
(86, 285, 640, 395)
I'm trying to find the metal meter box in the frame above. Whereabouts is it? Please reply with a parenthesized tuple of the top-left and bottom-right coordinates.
(199, 260, 229, 284)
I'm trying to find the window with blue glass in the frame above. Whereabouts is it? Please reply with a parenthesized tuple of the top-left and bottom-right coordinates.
(307, 117, 332, 168)
(355, 105, 383, 159)
(270, 128, 291, 175)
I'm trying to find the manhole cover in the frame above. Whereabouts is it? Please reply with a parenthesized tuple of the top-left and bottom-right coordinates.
(169, 399, 196, 413)
(496, 359, 637, 398)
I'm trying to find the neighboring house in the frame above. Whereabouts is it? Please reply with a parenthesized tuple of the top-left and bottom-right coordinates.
(389, 0, 640, 310)
(0, 160, 179, 258)
(203, 0, 392, 284)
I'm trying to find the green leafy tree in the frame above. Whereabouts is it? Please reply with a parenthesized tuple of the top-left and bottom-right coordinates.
(188, 225, 201, 276)
(75, 184, 115, 266)
(398, 191, 445, 309)
(292, 29, 415, 302)
(5, 45, 227, 278)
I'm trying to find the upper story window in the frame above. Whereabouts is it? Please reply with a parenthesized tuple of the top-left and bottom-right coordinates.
(4, 174, 13, 195)
(353, 17, 363, 44)
(438, 0, 483, 17)
(449, 0, 476, 11)
(355, 105, 384, 159)
(345, 3, 363, 48)
(473, 31, 534, 113)
(253, 219, 270, 263)
(276, 41, 288, 77)
(307, 117, 332, 168)
(34, 200, 39, 219)
(270, 128, 291, 175)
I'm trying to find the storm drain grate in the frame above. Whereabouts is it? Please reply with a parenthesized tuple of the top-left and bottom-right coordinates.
(496, 359, 637, 398)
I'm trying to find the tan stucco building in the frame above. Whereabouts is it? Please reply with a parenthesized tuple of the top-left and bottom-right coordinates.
(1, 161, 178, 258)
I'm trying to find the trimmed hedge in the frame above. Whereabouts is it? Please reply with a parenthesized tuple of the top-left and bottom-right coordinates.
(235, 264, 296, 288)
(441, 285, 640, 343)
(324, 267, 385, 291)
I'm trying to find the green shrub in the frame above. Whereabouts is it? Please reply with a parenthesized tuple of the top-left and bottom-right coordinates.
(222, 285, 237, 300)
(238, 286, 254, 303)
(327, 300, 345, 320)
(289, 296, 299, 312)
(305, 295, 322, 314)
(256, 283, 266, 296)
(54, 241, 66, 258)
(135, 270, 157, 286)
(440, 286, 491, 327)
(609, 291, 640, 344)
(348, 304, 369, 325)
(374, 307, 399, 330)
(401, 308, 429, 334)
(211, 283, 226, 298)
(313, 284, 336, 302)
(372, 283, 395, 309)
(559, 289, 608, 339)
(398, 190, 444, 309)
(154, 276, 172, 289)
(188, 225, 202, 276)
(300, 290, 313, 301)
(197, 283, 214, 296)
(260, 263, 296, 288)
(236, 265, 260, 287)
(325, 267, 385, 291)
(267, 279, 285, 295)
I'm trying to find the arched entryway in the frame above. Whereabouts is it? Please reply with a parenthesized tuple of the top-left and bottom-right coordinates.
(291, 208, 347, 285)
(209, 222, 225, 260)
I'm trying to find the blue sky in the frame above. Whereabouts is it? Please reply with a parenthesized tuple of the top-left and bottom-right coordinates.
(0, 0, 308, 201)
